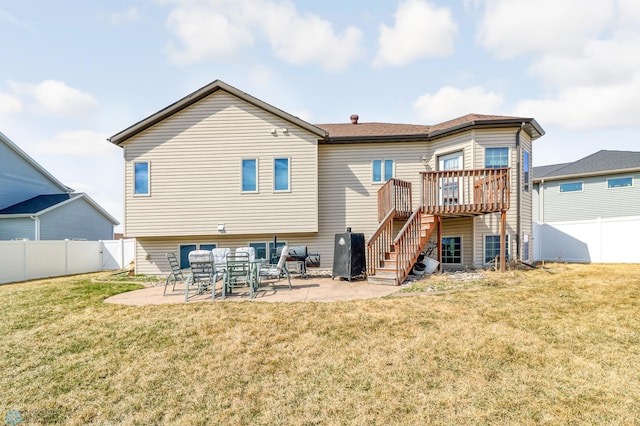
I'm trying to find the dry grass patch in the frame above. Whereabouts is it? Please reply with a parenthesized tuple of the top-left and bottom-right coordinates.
(2, 264, 640, 424)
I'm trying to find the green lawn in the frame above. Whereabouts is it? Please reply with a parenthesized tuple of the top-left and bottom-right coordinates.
(1, 263, 640, 425)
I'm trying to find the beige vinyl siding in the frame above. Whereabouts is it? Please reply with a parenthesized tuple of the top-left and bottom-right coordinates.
(424, 132, 475, 171)
(472, 128, 520, 267)
(123, 91, 318, 237)
(440, 217, 474, 270)
(316, 141, 429, 269)
(520, 131, 533, 261)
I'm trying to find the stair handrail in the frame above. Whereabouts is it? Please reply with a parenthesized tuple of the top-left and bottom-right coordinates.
(392, 206, 426, 285)
(366, 207, 396, 277)
(378, 178, 412, 221)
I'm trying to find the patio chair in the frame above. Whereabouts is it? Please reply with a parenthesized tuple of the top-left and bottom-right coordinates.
(223, 252, 255, 299)
(235, 246, 255, 261)
(185, 250, 216, 302)
(164, 252, 185, 296)
(211, 247, 231, 282)
(257, 245, 291, 290)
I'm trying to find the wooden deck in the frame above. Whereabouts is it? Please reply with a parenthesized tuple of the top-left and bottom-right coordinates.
(368, 169, 511, 285)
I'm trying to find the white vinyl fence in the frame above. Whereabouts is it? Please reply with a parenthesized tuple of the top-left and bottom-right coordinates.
(533, 216, 640, 263)
(0, 239, 135, 285)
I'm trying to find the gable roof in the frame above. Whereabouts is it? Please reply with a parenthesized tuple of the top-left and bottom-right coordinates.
(316, 113, 544, 142)
(108, 80, 328, 145)
(0, 193, 119, 224)
(533, 150, 640, 181)
(0, 131, 72, 193)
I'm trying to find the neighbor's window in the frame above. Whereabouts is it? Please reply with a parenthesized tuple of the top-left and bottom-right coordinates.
(523, 150, 530, 192)
(134, 162, 149, 195)
(179, 243, 217, 268)
(441, 237, 462, 264)
(485, 147, 509, 169)
(560, 182, 583, 192)
(607, 176, 633, 189)
(242, 159, 257, 192)
(372, 159, 394, 183)
(274, 158, 290, 191)
(484, 235, 509, 264)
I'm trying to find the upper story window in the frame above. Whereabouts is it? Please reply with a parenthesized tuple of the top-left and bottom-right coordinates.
(274, 158, 290, 191)
(241, 159, 258, 192)
(485, 147, 509, 169)
(560, 182, 583, 192)
(372, 159, 394, 183)
(523, 150, 530, 192)
(134, 162, 150, 195)
(607, 176, 633, 189)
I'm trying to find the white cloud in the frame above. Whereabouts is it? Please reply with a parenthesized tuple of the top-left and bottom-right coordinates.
(32, 130, 117, 157)
(164, 4, 254, 63)
(513, 73, 640, 129)
(374, 0, 458, 67)
(258, 1, 364, 72)
(413, 86, 504, 123)
(162, 0, 364, 71)
(476, 0, 613, 58)
(8, 80, 97, 118)
(0, 91, 22, 115)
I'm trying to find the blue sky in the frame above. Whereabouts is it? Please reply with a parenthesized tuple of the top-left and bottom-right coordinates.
(1, 0, 639, 230)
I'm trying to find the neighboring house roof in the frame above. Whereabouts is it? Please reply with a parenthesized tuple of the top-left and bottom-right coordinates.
(0, 193, 119, 224)
(533, 150, 640, 181)
(0, 131, 72, 193)
(317, 113, 544, 142)
(108, 79, 328, 145)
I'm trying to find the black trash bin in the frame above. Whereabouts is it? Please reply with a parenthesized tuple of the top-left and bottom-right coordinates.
(332, 231, 366, 281)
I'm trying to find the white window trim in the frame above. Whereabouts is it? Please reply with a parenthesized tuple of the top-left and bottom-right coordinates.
(371, 159, 395, 184)
(484, 147, 510, 169)
(441, 235, 463, 265)
(273, 157, 291, 192)
(606, 175, 634, 189)
(133, 161, 150, 197)
(559, 181, 584, 193)
(241, 158, 259, 193)
(483, 233, 510, 265)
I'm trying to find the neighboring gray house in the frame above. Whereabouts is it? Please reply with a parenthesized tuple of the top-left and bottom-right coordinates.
(0, 132, 119, 240)
(533, 150, 640, 263)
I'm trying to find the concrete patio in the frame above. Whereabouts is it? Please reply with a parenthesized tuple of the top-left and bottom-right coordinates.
(104, 275, 400, 305)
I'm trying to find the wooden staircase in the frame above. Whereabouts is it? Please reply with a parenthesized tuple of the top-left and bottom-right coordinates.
(367, 208, 436, 286)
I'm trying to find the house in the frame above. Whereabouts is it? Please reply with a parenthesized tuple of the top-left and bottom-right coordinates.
(533, 150, 640, 263)
(109, 80, 544, 284)
(0, 132, 119, 241)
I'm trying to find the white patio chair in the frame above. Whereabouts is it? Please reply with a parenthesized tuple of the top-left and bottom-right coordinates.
(185, 250, 216, 302)
(257, 245, 291, 290)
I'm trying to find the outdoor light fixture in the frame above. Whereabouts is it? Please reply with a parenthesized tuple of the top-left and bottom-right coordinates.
(270, 128, 289, 135)
(217, 223, 225, 232)
(420, 154, 429, 167)
(270, 129, 278, 135)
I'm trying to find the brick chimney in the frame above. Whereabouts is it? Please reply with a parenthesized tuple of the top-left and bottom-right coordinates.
(350, 114, 359, 124)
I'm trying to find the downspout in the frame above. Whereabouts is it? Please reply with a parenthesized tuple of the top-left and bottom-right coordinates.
(515, 123, 524, 261)
(30, 215, 40, 240)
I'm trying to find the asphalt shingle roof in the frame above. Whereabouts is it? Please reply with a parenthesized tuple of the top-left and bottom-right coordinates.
(0, 194, 70, 215)
(315, 113, 541, 140)
(533, 150, 640, 180)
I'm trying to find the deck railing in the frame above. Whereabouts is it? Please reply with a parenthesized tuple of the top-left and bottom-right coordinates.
(391, 207, 426, 285)
(378, 178, 412, 221)
(421, 168, 510, 215)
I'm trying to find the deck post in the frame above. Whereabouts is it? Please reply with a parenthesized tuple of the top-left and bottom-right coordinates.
(500, 210, 506, 272)
(436, 215, 442, 273)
